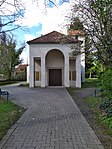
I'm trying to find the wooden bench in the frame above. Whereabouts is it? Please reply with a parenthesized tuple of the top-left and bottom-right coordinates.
(0, 88, 9, 100)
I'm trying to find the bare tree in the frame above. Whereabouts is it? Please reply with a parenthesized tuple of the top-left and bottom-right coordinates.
(71, 0, 112, 68)
(0, 0, 59, 33)
(0, 0, 26, 33)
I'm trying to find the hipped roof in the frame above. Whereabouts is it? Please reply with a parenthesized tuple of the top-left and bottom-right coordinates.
(27, 31, 82, 44)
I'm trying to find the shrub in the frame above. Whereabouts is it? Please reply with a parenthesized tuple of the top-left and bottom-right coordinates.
(100, 69, 112, 98)
(99, 99, 112, 110)
(99, 98, 112, 118)
(106, 106, 112, 118)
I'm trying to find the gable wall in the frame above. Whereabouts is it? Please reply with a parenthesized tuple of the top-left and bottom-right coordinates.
(28, 43, 82, 87)
(29, 44, 72, 58)
(46, 50, 64, 68)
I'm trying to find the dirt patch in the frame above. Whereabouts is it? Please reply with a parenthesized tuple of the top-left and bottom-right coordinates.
(69, 88, 112, 149)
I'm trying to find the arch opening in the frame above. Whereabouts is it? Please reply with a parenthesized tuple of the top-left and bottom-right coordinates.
(45, 49, 65, 86)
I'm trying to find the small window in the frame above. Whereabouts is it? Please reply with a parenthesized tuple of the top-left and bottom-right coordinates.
(69, 71, 76, 81)
(72, 71, 76, 81)
(35, 71, 40, 81)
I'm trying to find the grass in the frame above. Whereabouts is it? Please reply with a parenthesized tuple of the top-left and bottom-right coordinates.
(82, 78, 100, 88)
(85, 96, 112, 136)
(0, 97, 25, 140)
(0, 81, 19, 86)
(67, 80, 112, 148)
(66, 87, 81, 95)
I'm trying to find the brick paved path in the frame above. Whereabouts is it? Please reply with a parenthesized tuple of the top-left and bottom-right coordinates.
(0, 85, 104, 149)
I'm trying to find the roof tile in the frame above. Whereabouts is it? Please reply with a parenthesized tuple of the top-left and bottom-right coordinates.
(27, 31, 81, 44)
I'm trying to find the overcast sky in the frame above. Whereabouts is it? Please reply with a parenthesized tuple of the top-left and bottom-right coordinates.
(1, 0, 74, 63)
(17, 0, 72, 40)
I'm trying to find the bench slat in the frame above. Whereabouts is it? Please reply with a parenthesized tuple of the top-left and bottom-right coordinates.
(0, 88, 9, 100)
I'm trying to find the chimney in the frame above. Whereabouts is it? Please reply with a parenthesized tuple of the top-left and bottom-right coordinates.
(67, 30, 84, 40)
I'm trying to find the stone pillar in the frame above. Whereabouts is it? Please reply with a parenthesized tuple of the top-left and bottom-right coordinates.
(64, 53, 69, 87)
(27, 65, 29, 83)
(41, 55, 46, 87)
(81, 52, 85, 82)
(29, 57, 34, 87)
(79, 36, 85, 83)
(76, 55, 81, 88)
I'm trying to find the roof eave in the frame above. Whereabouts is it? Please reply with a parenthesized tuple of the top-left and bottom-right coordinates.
(27, 41, 81, 44)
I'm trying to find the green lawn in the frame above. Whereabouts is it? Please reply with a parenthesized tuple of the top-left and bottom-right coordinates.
(82, 78, 100, 88)
(0, 81, 19, 86)
(67, 78, 112, 147)
(0, 97, 25, 140)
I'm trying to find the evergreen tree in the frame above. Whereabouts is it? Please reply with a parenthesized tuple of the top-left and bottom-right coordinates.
(0, 32, 25, 80)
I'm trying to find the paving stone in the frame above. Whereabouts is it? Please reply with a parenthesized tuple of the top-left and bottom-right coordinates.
(0, 85, 104, 149)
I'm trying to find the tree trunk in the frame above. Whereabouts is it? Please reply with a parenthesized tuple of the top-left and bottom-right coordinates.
(89, 72, 92, 78)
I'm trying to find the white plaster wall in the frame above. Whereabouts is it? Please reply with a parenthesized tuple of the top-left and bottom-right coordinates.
(29, 44, 71, 87)
(27, 65, 29, 83)
(64, 52, 69, 87)
(46, 67, 48, 86)
(79, 36, 85, 83)
(76, 55, 81, 88)
(28, 43, 82, 87)
(29, 52, 34, 87)
(81, 52, 85, 82)
(70, 81, 76, 87)
(69, 59, 76, 87)
(46, 50, 64, 68)
(29, 44, 71, 57)
(35, 81, 41, 86)
(41, 55, 46, 87)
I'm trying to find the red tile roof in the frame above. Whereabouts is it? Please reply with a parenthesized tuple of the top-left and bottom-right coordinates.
(68, 30, 85, 36)
(16, 64, 28, 72)
(27, 31, 81, 44)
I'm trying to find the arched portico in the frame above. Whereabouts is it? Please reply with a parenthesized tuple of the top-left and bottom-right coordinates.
(45, 49, 64, 86)
(28, 31, 82, 88)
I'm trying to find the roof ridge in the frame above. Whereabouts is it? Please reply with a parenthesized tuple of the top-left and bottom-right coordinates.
(27, 30, 81, 44)
(27, 31, 65, 43)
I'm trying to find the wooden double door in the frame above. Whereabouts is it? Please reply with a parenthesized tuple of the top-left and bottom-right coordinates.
(49, 69, 62, 86)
